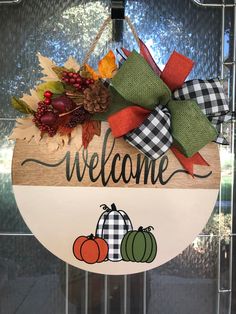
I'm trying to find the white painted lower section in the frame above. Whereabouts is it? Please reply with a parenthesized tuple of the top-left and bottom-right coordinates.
(13, 185, 218, 275)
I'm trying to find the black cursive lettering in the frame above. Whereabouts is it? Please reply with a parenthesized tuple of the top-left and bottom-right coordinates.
(22, 129, 212, 186)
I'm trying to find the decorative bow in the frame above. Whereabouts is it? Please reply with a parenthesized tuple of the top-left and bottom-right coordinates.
(94, 42, 230, 176)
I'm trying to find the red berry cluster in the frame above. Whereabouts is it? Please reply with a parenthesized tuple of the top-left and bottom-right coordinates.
(33, 91, 58, 137)
(33, 90, 92, 136)
(62, 71, 94, 92)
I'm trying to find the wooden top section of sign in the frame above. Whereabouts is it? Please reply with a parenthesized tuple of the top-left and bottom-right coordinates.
(12, 123, 220, 189)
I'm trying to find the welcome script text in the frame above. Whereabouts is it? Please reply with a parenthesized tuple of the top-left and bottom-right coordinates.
(22, 129, 212, 186)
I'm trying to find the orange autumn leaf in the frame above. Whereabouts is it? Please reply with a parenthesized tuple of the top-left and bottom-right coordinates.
(82, 120, 101, 149)
(98, 50, 117, 78)
(85, 64, 100, 80)
(85, 51, 117, 80)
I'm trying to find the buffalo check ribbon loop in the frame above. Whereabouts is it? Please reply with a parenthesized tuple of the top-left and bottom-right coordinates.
(124, 105, 173, 160)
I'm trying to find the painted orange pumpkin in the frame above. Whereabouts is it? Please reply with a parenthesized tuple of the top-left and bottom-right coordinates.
(73, 234, 108, 264)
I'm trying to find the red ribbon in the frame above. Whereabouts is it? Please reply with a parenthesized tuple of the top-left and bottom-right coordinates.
(139, 39, 162, 76)
(121, 47, 131, 57)
(108, 106, 151, 138)
(161, 51, 194, 91)
(171, 147, 209, 177)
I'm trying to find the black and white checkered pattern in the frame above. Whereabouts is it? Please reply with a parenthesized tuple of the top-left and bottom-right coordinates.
(96, 204, 133, 262)
(124, 105, 173, 160)
(173, 78, 230, 144)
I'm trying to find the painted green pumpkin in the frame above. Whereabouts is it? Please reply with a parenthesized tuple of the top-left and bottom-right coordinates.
(121, 226, 157, 263)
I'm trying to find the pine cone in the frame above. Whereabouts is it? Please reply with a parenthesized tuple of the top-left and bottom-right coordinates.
(83, 81, 110, 113)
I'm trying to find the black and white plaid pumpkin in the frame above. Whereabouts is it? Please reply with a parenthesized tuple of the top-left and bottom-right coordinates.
(95, 203, 133, 261)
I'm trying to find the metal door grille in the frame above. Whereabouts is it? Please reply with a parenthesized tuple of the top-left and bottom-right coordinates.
(0, 0, 235, 313)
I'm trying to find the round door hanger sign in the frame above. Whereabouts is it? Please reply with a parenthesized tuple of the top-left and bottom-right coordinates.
(10, 21, 229, 274)
(12, 123, 220, 275)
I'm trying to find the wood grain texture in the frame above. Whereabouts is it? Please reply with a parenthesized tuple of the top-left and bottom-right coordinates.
(12, 123, 221, 189)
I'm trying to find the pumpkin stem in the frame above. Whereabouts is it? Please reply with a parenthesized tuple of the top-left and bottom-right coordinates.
(110, 203, 117, 211)
(143, 226, 154, 232)
(88, 233, 94, 239)
(138, 226, 144, 231)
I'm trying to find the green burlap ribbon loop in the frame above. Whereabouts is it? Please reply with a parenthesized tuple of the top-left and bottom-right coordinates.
(111, 51, 172, 109)
(167, 100, 217, 157)
(107, 50, 217, 157)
